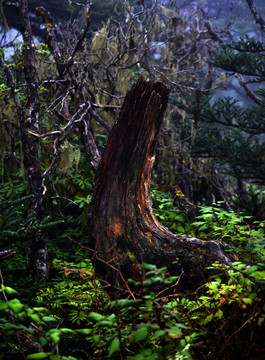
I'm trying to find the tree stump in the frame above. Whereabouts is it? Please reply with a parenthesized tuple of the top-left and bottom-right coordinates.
(88, 77, 233, 293)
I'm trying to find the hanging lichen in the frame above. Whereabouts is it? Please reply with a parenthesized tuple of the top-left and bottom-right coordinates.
(58, 141, 80, 175)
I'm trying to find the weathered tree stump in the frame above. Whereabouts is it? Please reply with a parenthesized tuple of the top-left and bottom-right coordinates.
(88, 77, 233, 293)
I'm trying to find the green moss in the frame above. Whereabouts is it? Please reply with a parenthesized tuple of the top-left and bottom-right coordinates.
(125, 249, 137, 263)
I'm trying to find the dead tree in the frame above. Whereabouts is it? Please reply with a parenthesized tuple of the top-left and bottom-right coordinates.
(88, 78, 234, 293)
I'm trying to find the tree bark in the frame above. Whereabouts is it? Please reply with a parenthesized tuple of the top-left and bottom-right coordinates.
(2, 0, 48, 282)
(88, 78, 234, 294)
(19, 0, 48, 283)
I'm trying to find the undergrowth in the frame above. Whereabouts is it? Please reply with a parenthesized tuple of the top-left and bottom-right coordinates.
(1, 185, 265, 359)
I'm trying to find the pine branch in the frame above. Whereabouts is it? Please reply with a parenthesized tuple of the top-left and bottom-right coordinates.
(206, 28, 264, 106)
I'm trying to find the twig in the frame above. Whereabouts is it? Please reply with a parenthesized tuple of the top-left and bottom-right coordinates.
(89, 108, 111, 132)
(66, 2, 93, 65)
(156, 269, 184, 298)
(96, 257, 136, 300)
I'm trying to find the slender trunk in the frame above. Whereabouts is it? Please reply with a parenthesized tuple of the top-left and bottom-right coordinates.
(18, 0, 47, 282)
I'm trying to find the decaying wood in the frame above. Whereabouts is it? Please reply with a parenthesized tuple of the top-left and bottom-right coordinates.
(88, 77, 234, 294)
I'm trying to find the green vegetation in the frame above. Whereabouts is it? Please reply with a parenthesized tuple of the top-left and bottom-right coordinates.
(1, 176, 265, 358)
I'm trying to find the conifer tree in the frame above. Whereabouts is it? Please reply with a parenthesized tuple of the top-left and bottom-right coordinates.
(195, 34, 265, 183)
(176, 5, 265, 213)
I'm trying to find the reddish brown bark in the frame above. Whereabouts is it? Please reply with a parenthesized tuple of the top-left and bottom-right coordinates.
(88, 78, 233, 293)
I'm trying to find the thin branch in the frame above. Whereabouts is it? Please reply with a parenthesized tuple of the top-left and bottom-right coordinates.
(89, 108, 111, 131)
(236, 73, 263, 106)
(42, 102, 93, 190)
(27, 129, 61, 138)
(204, 21, 223, 43)
(36, 6, 63, 66)
(66, 2, 93, 65)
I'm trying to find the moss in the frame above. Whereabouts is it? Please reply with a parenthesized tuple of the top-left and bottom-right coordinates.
(125, 249, 137, 263)
(58, 141, 80, 175)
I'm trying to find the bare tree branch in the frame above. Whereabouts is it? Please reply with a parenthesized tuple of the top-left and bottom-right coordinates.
(66, 1, 93, 65)
(246, 0, 265, 32)
(236, 73, 263, 105)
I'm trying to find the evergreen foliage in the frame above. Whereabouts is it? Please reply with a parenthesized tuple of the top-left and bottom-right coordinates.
(209, 35, 265, 78)
(193, 35, 265, 184)
(172, 32, 265, 216)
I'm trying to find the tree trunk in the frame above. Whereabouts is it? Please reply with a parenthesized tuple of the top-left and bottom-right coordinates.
(9, 0, 47, 282)
(88, 78, 233, 294)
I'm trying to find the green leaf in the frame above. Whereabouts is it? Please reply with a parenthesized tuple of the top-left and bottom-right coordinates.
(98, 320, 113, 327)
(203, 314, 213, 325)
(242, 298, 252, 305)
(245, 266, 258, 274)
(215, 309, 223, 319)
(199, 224, 209, 231)
(142, 263, 157, 270)
(49, 333, 60, 344)
(164, 276, 179, 284)
(192, 221, 205, 226)
(107, 314, 116, 321)
(1, 286, 19, 295)
(3, 324, 25, 333)
(108, 337, 120, 357)
(175, 214, 186, 222)
(42, 316, 57, 322)
(140, 348, 153, 356)
(133, 326, 149, 342)
(233, 263, 245, 270)
(249, 292, 257, 300)
(39, 337, 47, 347)
(153, 329, 166, 339)
(177, 225, 185, 233)
(167, 325, 183, 338)
(143, 277, 163, 286)
(0, 302, 8, 311)
(76, 328, 91, 335)
(93, 334, 101, 344)
(33, 307, 47, 313)
(88, 312, 105, 322)
(26, 353, 51, 359)
(60, 328, 75, 335)
(29, 314, 41, 323)
(8, 299, 24, 313)
(111, 299, 141, 308)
